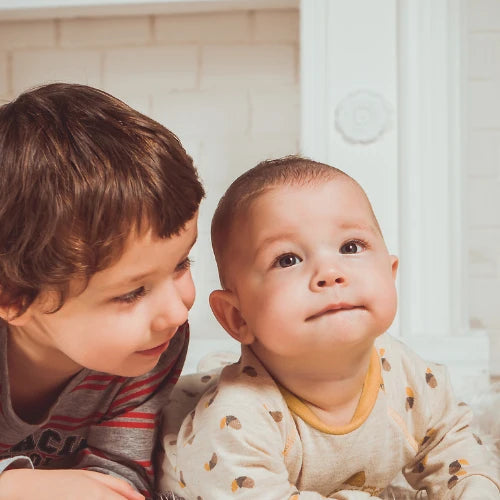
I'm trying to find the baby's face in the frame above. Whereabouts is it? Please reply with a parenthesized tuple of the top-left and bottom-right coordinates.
(226, 178, 398, 367)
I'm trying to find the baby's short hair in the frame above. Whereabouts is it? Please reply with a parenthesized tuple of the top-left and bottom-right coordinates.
(211, 156, 354, 288)
(0, 83, 204, 315)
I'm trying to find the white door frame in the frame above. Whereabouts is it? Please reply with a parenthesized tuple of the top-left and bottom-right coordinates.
(300, 0, 490, 396)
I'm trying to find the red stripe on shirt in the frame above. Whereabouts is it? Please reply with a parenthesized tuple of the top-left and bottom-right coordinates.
(115, 360, 177, 397)
(111, 385, 159, 409)
(118, 411, 156, 420)
(97, 421, 156, 429)
(81, 447, 110, 460)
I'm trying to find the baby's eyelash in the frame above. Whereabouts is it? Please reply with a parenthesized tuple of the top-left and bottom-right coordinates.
(113, 286, 146, 304)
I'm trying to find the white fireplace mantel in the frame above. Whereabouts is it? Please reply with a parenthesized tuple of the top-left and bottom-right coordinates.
(301, 0, 490, 397)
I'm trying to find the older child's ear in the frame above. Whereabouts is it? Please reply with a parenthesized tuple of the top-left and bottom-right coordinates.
(390, 255, 399, 279)
(209, 290, 254, 345)
(0, 305, 32, 326)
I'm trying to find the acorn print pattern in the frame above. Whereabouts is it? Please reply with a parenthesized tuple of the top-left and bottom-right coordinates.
(204, 452, 217, 471)
(411, 455, 427, 474)
(178, 470, 186, 488)
(269, 410, 283, 423)
(231, 476, 255, 492)
(421, 428, 436, 447)
(448, 459, 469, 489)
(205, 389, 218, 408)
(220, 415, 242, 429)
(346, 471, 366, 487)
(405, 387, 414, 410)
(379, 349, 391, 371)
(449, 459, 469, 475)
(425, 368, 437, 388)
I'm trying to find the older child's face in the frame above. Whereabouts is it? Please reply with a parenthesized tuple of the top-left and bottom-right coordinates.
(226, 179, 398, 365)
(11, 214, 198, 378)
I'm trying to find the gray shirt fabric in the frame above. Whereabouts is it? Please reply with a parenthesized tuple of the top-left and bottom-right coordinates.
(0, 321, 188, 498)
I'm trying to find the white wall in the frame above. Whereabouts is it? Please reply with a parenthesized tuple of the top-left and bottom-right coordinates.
(2, 3, 499, 376)
(464, 0, 500, 376)
(0, 10, 300, 370)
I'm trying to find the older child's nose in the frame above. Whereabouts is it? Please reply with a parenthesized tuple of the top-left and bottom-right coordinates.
(151, 287, 189, 332)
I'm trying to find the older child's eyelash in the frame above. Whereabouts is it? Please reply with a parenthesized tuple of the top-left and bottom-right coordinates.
(113, 286, 146, 304)
(176, 256, 192, 272)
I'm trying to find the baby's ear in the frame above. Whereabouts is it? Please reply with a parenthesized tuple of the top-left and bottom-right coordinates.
(390, 255, 399, 280)
(209, 290, 254, 345)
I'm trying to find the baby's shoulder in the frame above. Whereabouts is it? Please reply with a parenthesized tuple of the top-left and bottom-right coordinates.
(198, 347, 286, 414)
(375, 333, 448, 399)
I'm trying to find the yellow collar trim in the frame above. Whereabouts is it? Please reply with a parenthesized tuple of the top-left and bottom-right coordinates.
(279, 347, 381, 435)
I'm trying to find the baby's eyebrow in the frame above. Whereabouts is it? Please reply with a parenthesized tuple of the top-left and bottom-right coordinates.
(254, 232, 296, 255)
(339, 221, 379, 234)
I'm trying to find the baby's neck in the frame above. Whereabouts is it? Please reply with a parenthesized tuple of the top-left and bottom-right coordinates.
(255, 343, 375, 427)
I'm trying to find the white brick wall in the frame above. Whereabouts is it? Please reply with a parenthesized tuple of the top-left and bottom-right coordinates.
(0, 20, 56, 50)
(60, 16, 152, 47)
(465, 0, 500, 375)
(0, 9, 300, 348)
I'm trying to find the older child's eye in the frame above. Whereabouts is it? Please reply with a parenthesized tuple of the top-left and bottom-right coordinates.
(340, 240, 365, 254)
(176, 257, 192, 272)
(113, 286, 146, 304)
(273, 253, 302, 268)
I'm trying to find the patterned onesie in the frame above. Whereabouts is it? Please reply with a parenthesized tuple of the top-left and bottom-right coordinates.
(160, 333, 500, 499)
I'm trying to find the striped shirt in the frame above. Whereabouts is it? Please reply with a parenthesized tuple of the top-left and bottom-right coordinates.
(0, 321, 188, 498)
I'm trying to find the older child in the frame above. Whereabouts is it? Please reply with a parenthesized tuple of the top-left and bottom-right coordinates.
(161, 157, 499, 499)
(0, 83, 204, 499)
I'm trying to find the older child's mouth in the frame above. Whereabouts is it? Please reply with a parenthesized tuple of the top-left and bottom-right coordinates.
(136, 342, 169, 356)
(306, 304, 364, 321)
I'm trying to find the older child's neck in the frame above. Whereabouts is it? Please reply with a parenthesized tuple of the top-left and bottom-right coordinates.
(254, 343, 374, 427)
(7, 326, 81, 423)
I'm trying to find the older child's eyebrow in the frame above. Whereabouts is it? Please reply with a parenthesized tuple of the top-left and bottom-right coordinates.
(103, 234, 198, 290)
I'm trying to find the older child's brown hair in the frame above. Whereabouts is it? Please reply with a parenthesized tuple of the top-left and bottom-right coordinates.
(0, 83, 204, 315)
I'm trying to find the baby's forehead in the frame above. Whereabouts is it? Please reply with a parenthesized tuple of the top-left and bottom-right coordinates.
(231, 178, 381, 241)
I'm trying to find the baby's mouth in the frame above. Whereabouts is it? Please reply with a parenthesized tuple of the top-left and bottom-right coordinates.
(306, 304, 364, 321)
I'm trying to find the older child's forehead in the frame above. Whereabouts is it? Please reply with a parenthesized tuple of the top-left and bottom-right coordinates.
(84, 214, 198, 294)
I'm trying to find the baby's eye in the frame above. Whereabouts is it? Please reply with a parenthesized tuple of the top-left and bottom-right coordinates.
(340, 240, 365, 254)
(113, 286, 146, 304)
(273, 253, 303, 268)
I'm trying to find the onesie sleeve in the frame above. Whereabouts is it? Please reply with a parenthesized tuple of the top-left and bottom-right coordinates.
(401, 363, 500, 499)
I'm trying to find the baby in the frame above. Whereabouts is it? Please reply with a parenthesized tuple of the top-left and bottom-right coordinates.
(161, 156, 499, 499)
